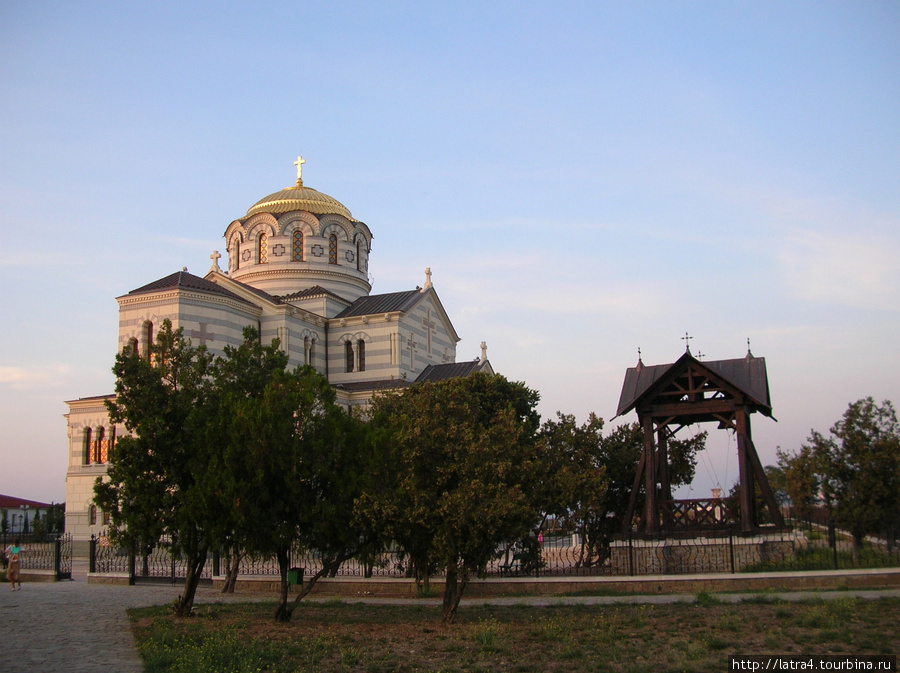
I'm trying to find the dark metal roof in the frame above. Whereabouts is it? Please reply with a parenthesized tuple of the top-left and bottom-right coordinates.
(279, 285, 348, 304)
(415, 360, 489, 383)
(616, 352, 772, 419)
(127, 271, 255, 305)
(335, 290, 422, 318)
(333, 379, 412, 393)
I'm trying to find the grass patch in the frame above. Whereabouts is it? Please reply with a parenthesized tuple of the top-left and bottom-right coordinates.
(130, 597, 900, 672)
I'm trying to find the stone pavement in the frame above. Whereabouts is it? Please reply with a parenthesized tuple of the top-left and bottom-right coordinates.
(2, 566, 899, 673)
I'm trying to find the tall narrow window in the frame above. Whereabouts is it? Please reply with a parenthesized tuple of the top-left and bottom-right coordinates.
(345, 340, 354, 372)
(82, 428, 92, 465)
(231, 237, 240, 271)
(126, 337, 138, 356)
(304, 335, 310, 365)
(356, 240, 361, 271)
(258, 233, 268, 263)
(329, 233, 338, 265)
(292, 230, 303, 261)
(141, 321, 153, 360)
(94, 426, 105, 463)
(98, 426, 109, 463)
(357, 339, 366, 372)
(89, 505, 97, 526)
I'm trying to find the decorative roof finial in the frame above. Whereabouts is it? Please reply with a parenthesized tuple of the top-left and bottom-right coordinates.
(209, 250, 221, 273)
(294, 155, 306, 187)
(681, 331, 693, 354)
(424, 267, 433, 290)
(480, 341, 487, 365)
(636, 347, 644, 372)
(745, 337, 754, 361)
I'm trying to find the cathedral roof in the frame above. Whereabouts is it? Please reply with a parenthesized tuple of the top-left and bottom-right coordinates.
(335, 290, 422, 318)
(279, 285, 348, 304)
(415, 360, 492, 383)
(127, 271, 253, 305)
(246, 184, 356, 220)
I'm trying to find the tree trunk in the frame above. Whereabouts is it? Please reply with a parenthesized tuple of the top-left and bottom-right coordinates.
(851, 533, 862, 564)
(221, 549, 243, 593)
(275, 555, 351, 623)
(174, 545, 208, 618)
(273, 547, 292, 623)
(441, 565, 468, 625)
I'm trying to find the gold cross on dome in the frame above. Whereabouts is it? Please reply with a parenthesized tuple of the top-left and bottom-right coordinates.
(294, 155, 306, 185)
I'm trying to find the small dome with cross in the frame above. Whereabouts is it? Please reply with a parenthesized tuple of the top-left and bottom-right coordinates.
(245, 155, 355, 220)
(246, 185, 355, 220)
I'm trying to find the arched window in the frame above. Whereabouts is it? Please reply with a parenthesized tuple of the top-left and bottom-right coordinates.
(258, 233, 268, 264)
(231, 237, 241, 271)
(88, 505, 97, 526)
(141, 321, 153, 360)
(356, 240, 362, 271)
(329, 233, 338, 265)
(94, 426, 106, 464)
(345, 340, 354, 372)
(357, 339, 366, 372)
(82, 428, 92, 466)
(292, 230, 303, 261)
(126, 337, 138, 356)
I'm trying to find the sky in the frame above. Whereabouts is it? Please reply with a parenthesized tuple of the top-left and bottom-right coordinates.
(1, 1, 898, 505)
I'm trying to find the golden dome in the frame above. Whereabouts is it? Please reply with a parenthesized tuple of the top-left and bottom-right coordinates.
(246, 184, 355, 220)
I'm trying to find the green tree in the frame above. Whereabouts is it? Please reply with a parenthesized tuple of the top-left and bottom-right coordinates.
(201, 327, 292, 593)
(776, 446, 818, 524)
(365, 373, 542, 624)
(804, 398, 900, 557)
(94, 319, 215, 617)
(207, 329, 375, 622)
(539, 417, 704, 565)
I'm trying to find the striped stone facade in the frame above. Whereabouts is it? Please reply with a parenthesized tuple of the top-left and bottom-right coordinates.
(64, 168, 486, 543)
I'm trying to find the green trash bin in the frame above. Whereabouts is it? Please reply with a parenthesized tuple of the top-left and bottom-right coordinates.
(288, 567, 304, 586)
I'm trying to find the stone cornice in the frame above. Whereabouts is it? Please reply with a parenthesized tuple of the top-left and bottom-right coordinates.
(116, 289, 262, 317)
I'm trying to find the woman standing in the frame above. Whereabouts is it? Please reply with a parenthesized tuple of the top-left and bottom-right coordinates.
(5, 539, 22, 590)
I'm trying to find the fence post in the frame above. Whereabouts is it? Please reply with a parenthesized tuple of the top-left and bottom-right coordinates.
(89, 534, 96, 574)
(828, 518, 838, 570)
(628, 532, 634, 576)
(54, 536, 62, 578)
(728, 528, 736, 574)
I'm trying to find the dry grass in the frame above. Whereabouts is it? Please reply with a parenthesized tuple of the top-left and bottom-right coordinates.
(130, 595, 900, 673)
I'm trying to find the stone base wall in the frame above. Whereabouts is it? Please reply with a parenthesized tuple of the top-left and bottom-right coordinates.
(609, 535, 797, 574)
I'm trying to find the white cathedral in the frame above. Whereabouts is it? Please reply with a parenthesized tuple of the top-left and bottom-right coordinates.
(64, 158, 493, 544)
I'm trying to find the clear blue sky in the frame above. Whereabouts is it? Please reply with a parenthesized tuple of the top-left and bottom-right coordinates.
(1, 1, 898, 503)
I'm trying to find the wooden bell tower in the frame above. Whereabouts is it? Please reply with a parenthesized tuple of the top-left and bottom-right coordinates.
(616, 345, 785, 535)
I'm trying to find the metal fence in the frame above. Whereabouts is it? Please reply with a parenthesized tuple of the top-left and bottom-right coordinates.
(1, 532, 72, 580)
(88, 520, 900, 584)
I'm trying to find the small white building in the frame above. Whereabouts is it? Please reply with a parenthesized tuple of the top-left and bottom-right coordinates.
(64, 158, 492, 545)
(0, 494, 55, 535)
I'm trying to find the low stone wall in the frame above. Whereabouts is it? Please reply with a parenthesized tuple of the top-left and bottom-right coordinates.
(608, 534, 798, 574)
(198, 567, 900, 597)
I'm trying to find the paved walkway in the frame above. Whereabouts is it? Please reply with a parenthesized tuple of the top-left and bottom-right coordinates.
(2, 568, 899, 673)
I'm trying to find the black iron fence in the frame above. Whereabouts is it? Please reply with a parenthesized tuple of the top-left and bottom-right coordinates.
(1, 532, 72, 580)
(87, 520, 900, 584)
